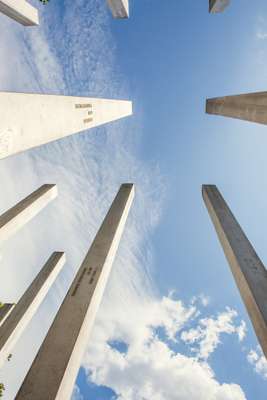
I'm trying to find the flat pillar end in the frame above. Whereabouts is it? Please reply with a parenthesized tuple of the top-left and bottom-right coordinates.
(42, 184, 58, 199)
(206, 98, 217, 114)
(0, 303, 15, 327)
(202, 184, 218, 200)
(50, 251, 67, 266)
(0, 1, 39, 26)
(121, 183, 135, 197)
(107, 0, 129, 19)
(209, 0, 230, 13)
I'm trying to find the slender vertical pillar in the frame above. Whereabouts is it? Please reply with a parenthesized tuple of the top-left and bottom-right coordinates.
(0, 252, 66, 368)
(0, 92, 132, 160)
(209, 0, 230, 13)
(202, 185, 267, 358)
(0, 304, 15, 328)
(107, 0, 129, 18)
(0, 0, 39, 26)
(0, 184, 57, 244)
(16, 183, 135, 400)
(206, 91, 267, 125)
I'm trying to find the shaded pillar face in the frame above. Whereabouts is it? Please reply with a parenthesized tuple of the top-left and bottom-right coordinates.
(0, 252, 66, 368)
(209, 0, 230, 13)
(202, 185, 267, 358)
(107, 0, 129, 18)
(0, 92, 132, 160)
(15, 184, 135, 400)
(206, 91, 267, 125)
(0, 0, 39, 26)
(0, 184, 57, 244)
(0, 304, 15, 328)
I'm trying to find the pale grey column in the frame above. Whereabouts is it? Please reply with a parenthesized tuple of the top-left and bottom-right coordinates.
(0, 92, 132, 160)
(107, 0, 129, 18)
(206, 91, 267, 125)
(209, 0, 230, 13)
(0, 0, 39, 26)
(0, 304, 15, 328)
(0, 252, 66, 368)
(0, 184, 57, 244)
(15, 183, 135, 400)
(202, 185, 267, 358)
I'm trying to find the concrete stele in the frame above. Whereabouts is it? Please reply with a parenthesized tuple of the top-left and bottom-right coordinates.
(15, 183, 135, 400)
(0, 304, 15, 328)
(107, 0, 129, 18)
(0, 184, 58, 244)
(206, 91, 267, 125)
(209, 0, 230, 13)
(0, 92, 132, 160)
(0, 252, 66, 368)
(0, 0, 39, 26)
(202, 185, 267, 358)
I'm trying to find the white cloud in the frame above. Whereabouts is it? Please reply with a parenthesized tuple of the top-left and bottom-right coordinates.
(0, 2, 164, 399)
(236, 320, 247, 342)
(0, 1, 247, 400)
(71, 385, 84, 400)
(247, 347, 267, 380)
(191, 294, 210, 308)
(199, 294, 210, 307)
(181, 308, 246, 360)
(255, 16, 267, 40)
(256, 32, 267, 40)
(83, 295, 246, 400)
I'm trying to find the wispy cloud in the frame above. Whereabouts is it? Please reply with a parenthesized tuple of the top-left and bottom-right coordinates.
(71, 385, 84, 400)
(0, 1, 248, 399)
(247, 347, 267, 380)
(256, 31, 267, 40)
(181, 307, 246, 360)
(0, 2, 164, 398)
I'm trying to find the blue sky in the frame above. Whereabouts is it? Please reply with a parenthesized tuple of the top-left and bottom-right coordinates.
(1, 0, 267, 399)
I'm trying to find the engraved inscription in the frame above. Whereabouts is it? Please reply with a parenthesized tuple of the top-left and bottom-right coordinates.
(89, 269, 97, 285)
(71, 266, 99, 296)
(71, 268, 87, 296)
(0, 129, 13, 157)
(243, 257, 260, 273)
(84, 118, 93, 124)
(75, 103, 94, 124)
(75, 103, 92, 109)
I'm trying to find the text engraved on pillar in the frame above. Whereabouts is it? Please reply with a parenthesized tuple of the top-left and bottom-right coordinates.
(71, 267, 98, 296)
(0, 129, 13, 157)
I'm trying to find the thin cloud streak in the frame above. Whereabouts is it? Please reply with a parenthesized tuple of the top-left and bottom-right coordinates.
(0, 1, 249, 399)
(0, 3, 164, 398)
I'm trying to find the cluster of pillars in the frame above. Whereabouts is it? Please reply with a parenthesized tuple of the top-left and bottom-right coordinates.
(0, 0, 129, 26)
(0, 3, 134, 399)
(0, 182, 134, 399)
(1, 0, 267, 399)
(0, 0, 229, 26)
(206, 0, 267, 359)
(2, 183, 267, 399)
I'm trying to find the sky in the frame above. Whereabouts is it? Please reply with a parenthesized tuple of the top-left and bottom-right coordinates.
(1, 0, 267, 399)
